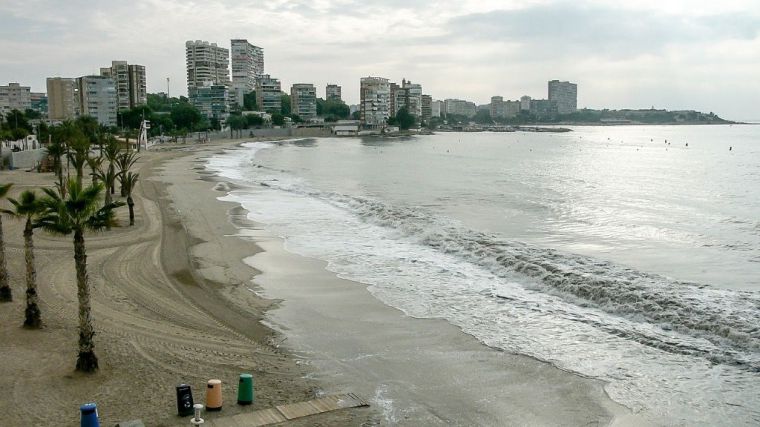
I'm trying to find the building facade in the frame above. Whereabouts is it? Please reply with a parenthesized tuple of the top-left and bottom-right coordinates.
(46, 77, 80, 121)
(421, 94, 432, 124)
(505, 100, 521, 117)
(548, 80, 578, 114)
(360, 76, 391, 128)
(520, 95, 532, 111)
(530, 99, 558, 119)
(490, 96, 505, 119)
(0, 83, 32, 115)
(403, 79, 422, 118)
(77, 75, 118, 127)
(444, 99, 477, 117)
(291, 83, 317, 121)
(186, 40, 230, 93)
(190, 82, 229, 122)
(100, 61, 147, 110)
(255, 74, 281, 112)
(230, 39, 264, 107)
(326, 84, 342, 101)
(30, 92, 47, 115)
(431, 100, 443, 118)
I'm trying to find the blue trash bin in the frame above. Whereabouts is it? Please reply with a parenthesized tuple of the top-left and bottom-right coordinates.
(80, 402, 100, 427)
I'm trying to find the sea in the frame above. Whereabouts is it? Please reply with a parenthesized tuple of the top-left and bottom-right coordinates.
(206, 125, 760, 426)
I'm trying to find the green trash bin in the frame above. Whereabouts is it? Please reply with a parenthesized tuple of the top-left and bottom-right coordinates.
(237, 373, 254, 405)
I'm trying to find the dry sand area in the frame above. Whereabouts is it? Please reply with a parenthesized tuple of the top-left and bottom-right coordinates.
(0, 139, 372, 426)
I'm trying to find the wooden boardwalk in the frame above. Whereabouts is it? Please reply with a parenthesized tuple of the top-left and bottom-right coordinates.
(206, 393, 369, 427)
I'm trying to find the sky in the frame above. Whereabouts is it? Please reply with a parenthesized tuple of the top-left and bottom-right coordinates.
(2, 0, 759, 120)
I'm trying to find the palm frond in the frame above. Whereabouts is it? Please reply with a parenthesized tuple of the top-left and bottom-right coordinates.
(0, 183, 12, 199)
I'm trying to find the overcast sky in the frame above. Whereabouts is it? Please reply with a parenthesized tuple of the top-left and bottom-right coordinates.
(2, 0, 759, 120)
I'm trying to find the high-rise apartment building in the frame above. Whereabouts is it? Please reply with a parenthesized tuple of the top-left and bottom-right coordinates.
(190, 82, 229, 121)
(548, 80, 578, 114)
(421, 94, 432, 124)
(30, 92, 47, 115)
(77, 75, 118, 127)
(0, 83, 32, 115)
(505, 100, 521, 117)
(490, 96, 505, 118)
(444, 99, 477, 117)
(291, 84, 317, 121)
(100, 61, 146, 110)
(255, 74, 281, 112)
(403, 80, 422, 118)
(326, 84, 342, 101)
(186, 40, 230, 93)
(360, 77, 391, 128)
(46, 77, 80, 121)
(431, 100, 443, 118)
(230, 39, 264, 107)
(520, 95, 532, 111)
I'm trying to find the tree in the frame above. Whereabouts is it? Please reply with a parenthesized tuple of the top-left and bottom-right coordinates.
(170, 102, 202, 132)
(38, 180, 124, 372)
(243, 91, 258, 111)
(351, 111, 361, 120)
(116, 151, 138, 197)
(0, 183, 13, 302)
(66, 127, 91, 188)
(473, 109, 493, 125)
(394, 107, 415, 130)
(271, 113, 285, 126)
(4, 190, 44, 327)
(245, 114, 264, 127)
(121, 172, 139, 226)
(227, 115, 247, 138)
(280, 94, 291, 116)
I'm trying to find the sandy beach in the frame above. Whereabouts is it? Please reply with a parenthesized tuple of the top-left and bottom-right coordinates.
(0, 138, 638, 426)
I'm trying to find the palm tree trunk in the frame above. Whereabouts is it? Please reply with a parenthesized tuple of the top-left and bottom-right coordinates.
(127, 195, 135, 226)
(0, 215, 11, 302)
(109, 163, 115, 195)
(73, 229, 98, 372)
(23, 218, 41, 328)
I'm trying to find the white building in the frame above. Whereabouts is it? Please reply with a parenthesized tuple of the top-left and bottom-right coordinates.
(360, 76, 391, 128)
(77, 75, 118, 127)
(291, 83, 317, 121)
(548, 80, 578, 114)
(490, 96, 505, 118)
(186, 40, 230, 93)
(520, 95, 532, 111)
(100, 61, 147, 111)
(0, 83, 31, 115)
(230, 39, 264, 107)
(326, 84, 342, 101)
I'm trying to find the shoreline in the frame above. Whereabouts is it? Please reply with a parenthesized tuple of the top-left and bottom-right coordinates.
(196, 139, 649, 425)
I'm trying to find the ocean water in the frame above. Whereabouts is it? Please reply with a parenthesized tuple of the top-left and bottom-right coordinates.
(206, 125, 760, 426)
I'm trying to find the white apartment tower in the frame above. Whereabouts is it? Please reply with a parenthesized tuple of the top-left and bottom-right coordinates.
(0, 83, 31, 115)
(256, 74, 281, 112)
(360, 77, 391, 128)
(186, 40, 230, 93)
(291, 84, 317, 120)
(548, 80, 578, 114)
(76, 75, 118, 127)
(230, 39, 264, 107)
(100, 61, 147, 110)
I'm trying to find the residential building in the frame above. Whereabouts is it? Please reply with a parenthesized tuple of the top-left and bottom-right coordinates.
(100, 61, 146, 110)
(230, 39, 264, 107)
(505, 100, 521, 117)
(190, 82, 229, 122)
(186, 40, 230, 93)
(490, 96, 505, 118)
(291, 83, 317, 121)
(444, 99, 477, 117)
(548, 80, 578, 114)
(403, 79, 422, 118)
(530, 99, 558, 119)
(0, 82, 31, 115)
(326, 84, 342, 101)
(255, 74, 281, 112)
(520, 95, 532, 111)
(76, 75, 118, 127)
(431, 100, 443, 118)
(360, 76, 391, 128)
(390, 82, 401, 114)
(46, 77, 80, 121)
(421, 94, 432, 124)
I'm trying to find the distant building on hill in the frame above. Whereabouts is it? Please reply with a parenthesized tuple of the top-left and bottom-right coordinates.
(291, 83, 317, 121)
(326, 84, 342, 101)
(230, 39, 264, 107)
(548, 80, 577, 114)
(256, 74, 281, 113)
(360, 76, 391, 128)
(0, 82, 31, 115)
(100, 61, 147, 111)
(47, 77, 80, 121)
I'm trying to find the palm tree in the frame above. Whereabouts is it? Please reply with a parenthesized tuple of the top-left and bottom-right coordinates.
(0, 183, 13, 302)
(102, 136, 121, 196)
(38, 180, 124, 372)
(4, 190, 43, 327)
(122, 172, 139, 226)
(66, 130, 90, 188)
(45, 139, 67, 194)
(116, 151, 138, 197)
